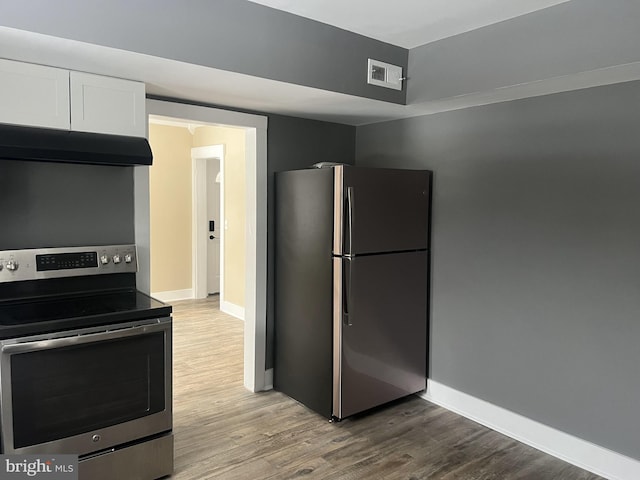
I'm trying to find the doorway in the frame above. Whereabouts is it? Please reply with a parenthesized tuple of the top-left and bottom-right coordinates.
(191, 145, 228, 308)
(137, 99, 268, 392)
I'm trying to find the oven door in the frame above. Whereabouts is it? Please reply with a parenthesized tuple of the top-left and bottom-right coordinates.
(0, 317, 172, 456)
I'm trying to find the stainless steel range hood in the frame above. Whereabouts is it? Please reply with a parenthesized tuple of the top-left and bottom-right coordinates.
(0, 124, 153, 166)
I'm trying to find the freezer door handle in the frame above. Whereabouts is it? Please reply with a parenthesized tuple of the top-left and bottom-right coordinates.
(343, 257, 353, 326)
(346, 186, 354, 256)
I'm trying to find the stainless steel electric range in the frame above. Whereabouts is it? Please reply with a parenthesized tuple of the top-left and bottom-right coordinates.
(0, 245, 173, 480)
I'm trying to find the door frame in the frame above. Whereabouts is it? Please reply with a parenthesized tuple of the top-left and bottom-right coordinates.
(191, 145, 224, 301)
(138, 99, 268, 392)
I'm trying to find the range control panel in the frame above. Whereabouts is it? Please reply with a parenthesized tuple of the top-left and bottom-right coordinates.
(0, 245, 137, 283)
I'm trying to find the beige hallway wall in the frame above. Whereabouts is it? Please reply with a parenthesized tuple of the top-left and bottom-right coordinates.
(149, 123, 192, 293)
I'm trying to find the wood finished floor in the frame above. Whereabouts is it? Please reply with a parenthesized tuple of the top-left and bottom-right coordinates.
(169, 296, 603, 480)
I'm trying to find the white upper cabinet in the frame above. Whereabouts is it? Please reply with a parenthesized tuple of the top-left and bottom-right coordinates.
(0, 59, 146, 138)
(0, 59, 70, 130)
(70, 72, 146, 137)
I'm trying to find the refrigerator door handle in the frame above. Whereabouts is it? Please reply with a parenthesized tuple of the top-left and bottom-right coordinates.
(343, 257, 353, 326)
(332, 257, 343, 419)
(346, 186, 354, 256)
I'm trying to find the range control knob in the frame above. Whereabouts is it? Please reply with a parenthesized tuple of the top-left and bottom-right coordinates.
(6, 260, 19, 272)
(112, 254, 122, 264)
(100, 255, 110, 265)
(124, 254, 133, 264)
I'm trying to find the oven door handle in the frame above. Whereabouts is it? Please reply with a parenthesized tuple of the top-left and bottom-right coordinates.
(1, 319, 170, 354)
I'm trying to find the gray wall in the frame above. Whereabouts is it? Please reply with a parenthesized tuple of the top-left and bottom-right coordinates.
(0, 160, 134, 249)
(266, 114, 355, 368)
(0, 0, 407, 104)
(408, 0, 640, 104)
(355, 80, 640, 461)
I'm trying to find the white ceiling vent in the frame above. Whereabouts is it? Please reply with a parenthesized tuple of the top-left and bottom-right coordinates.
(367, 59, 404, 91)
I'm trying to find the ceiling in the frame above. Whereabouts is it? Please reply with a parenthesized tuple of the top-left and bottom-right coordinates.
(0, 1, 636, 126)
(247, 0, 571, 48)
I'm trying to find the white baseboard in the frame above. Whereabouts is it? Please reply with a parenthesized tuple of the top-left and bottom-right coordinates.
(220, 300, 245, 320)
(420, 380, 640, 480)
(263, 368, 273, 391)
(151, 289, 194, 302)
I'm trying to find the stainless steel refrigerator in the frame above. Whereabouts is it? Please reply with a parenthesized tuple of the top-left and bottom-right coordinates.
(275, 165, 431, 420)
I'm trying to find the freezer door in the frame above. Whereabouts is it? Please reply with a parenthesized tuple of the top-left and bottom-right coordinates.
(335, 166, 431, 255)
(333, 250, 428, 419)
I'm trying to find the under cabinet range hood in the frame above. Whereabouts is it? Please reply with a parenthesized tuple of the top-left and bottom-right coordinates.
(0, 123, 153, 166)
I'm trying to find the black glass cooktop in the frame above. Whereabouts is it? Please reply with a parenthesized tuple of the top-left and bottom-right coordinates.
(0, 290, 172, 340)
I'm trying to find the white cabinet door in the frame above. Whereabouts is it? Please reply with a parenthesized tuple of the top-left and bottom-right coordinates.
(70, 72, 146, 137)
(0, 59, 70, 130)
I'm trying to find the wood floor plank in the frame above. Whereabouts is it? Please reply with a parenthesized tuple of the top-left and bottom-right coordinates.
(168, 297, 604, 480)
